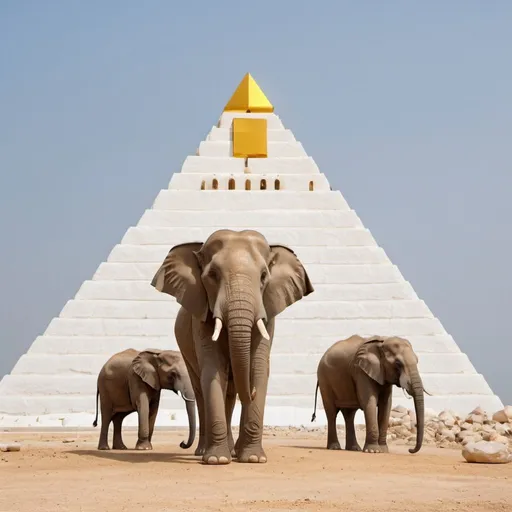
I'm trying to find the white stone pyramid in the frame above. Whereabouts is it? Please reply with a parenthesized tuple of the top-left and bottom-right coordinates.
(0, 79, 503, 428)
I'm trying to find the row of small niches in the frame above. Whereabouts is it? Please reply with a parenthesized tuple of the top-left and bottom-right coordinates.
(200, 178, 315, 191)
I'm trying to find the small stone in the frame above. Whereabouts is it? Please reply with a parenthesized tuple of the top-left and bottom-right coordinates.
(482, 424, 495, 434)
(391, 406, 408, 417)
(466, 413, 485, 425)
(462, 441, 512, 464)
(443, 417, 455, 428)
(471, 406, 486, 416)
(439, 410, 455, 422)
(389, 416, 403, 426)
(495, 423, 511, 435)
(492, 406, 512, 424)
(62, 438, 75, 444)
(0, 443, 21, 452)
(460, 422, 473, 431)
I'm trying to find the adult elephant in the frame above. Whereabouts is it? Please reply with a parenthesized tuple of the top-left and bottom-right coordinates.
(151, 229, 314, 465)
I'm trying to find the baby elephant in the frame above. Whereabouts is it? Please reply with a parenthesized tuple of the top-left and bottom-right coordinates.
(312, 335, 425, 454)
(93, 348, 196, 451)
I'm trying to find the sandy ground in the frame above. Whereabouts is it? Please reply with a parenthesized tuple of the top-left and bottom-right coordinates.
(0, 428, 511, 512)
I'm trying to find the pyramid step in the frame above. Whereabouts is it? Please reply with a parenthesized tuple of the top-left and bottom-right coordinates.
(0, 394, 502, 418)
(0, 373, 493, 398)
(93, 262, 400, 284)
(59, 299, 433, 320)
(121, 226, 375, 247)
(207, 126, 296, 143)
(218, 111, 284, 129)
(10, 352, 476, 377)
(169, 172, 330, 192)
(152, 190, 348, 210)
(43, 317, 445, 338)
(198, 140, 308, 158)
(138, 209, 362, 228)
(108, 245, 386, 264)
(75, 281, 417, 302)
(179, 156, 321, 175)
(27, 334, 461, 356)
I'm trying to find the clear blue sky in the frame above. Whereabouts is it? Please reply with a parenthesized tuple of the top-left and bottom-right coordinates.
(1, 1, 511, 405)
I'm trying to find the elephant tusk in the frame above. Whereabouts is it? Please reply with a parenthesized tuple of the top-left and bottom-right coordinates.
(178, 390, 195, 403)
(211, 318, 223, 342)
(402, 388, 412, 400)
(251, 387, 256, 400)
(423, 386, 433, 397)
(256, 319, 270, 340)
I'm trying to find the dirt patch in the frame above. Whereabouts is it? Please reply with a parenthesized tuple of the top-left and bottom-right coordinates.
(0, 429, 511, 511)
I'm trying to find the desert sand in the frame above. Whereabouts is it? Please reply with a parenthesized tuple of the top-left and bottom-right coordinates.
(0, 428, 511, 512)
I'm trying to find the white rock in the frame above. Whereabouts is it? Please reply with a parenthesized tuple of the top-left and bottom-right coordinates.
(470, 406, 486, 416)
(460, 421, 473, 431)
(492, 406, 512, 424)
(466, 413, 485, 424)
(495, 423, 511, 435)
(462, 441, 512, 464)
(461, 435, 481, 446)
(443, 417, 456, 428)
(0, 443, 21, 452)
(438, 410, 455, 422)
(392, 405, 408, 415)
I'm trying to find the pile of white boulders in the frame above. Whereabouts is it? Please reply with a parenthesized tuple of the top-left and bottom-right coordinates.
(387, 405, 512, 451)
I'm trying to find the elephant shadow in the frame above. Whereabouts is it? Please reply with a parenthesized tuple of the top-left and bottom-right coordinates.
(67, 449, 196, 464)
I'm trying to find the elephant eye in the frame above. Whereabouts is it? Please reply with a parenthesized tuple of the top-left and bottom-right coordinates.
(207, 268, 218, 280)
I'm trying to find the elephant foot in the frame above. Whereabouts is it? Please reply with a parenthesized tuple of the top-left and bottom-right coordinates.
(363, 442, 383, 454)
(194, 438, 206, 456)
(327, 441, 342, 450)
(345, 443, 362, 452)
(378, 443, 389, 453)
(135, 439, 153, 451)
(97, 443, 110, 451)
(237, 445, 267, 464)
(112, 443, 128, 450)
(202, 445, 232, 465)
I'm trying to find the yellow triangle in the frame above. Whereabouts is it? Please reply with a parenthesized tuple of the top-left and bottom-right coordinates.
(223, 73, 274, 113)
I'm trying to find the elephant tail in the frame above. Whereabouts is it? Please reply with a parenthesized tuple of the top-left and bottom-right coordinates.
(92, 387, 99, 427)
(311, 381, 319, 422)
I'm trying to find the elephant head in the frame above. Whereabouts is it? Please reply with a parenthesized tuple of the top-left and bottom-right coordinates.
(151, 229, 314, 405)
(132, 349, 196, 449)
(354, 336, 424, 454)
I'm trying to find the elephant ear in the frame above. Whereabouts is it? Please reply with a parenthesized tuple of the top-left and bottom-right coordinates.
(354, 338, 385, 386)
(263, 245, 314, 319)
(132, 349, 162, 391)
(150, 242, 208, 322)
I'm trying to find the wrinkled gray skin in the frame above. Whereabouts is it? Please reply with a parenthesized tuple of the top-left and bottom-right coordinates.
(151, 229, 313, 465)
(312, 335, 425, 454)
(93, 348, 196, 451)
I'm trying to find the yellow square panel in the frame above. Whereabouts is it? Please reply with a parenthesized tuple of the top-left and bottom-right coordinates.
(232, 118, 268, 158)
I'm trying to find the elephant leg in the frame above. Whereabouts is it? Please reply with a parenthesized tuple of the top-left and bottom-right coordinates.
(236, 323, 273, 464)
(225, 379, 237, 458)
(112, 412, 129, 450)
(97, 397, 112, 450)
(197, 330, 231, 465)
(135, 393, 152, 450)
(355, 373, 381, 453)
(148, 396, 160, 444)
(341, 408, 361, 451)
(377, 385, 392, 453)
(320, 385, 341, 450)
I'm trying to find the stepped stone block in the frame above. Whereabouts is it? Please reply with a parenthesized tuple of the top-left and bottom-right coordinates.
(198, 140, 308, 158)
(120, 226, 375, 247)
(0, 83, 502, 427)
(169, 172, 330, 191)
(74, 281, 418, 302)
(151, 190, 349, 210)
(218, 112, 284, 129)
(207, 126, 296, 142)
(92, 262, 402, 284)
(136, 210, 364, 229)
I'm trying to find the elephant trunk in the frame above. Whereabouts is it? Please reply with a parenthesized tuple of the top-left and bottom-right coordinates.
(226, 287, 255, 406)
(407, 366, 425, 454)
(180, 397, 197, 449)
